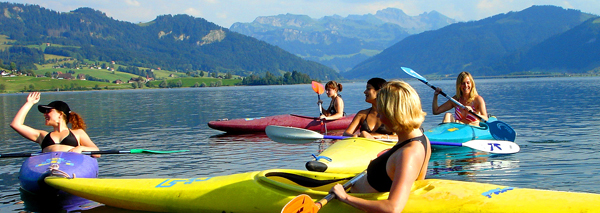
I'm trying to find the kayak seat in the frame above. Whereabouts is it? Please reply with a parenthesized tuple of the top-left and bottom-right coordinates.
(265, 172, 351, 188)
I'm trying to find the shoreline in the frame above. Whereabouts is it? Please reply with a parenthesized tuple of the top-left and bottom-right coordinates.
(2, 74, 600, 94)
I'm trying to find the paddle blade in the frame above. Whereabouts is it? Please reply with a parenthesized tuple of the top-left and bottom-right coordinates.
(311, 81, 325, 95)
(462, 140, 520, 154)
(486, 121, 517, 142)
(401, 67, 427, 82)
(128, 149, 189, 154)
(266, 125, 324, 144)
(281, 194, 319, 213)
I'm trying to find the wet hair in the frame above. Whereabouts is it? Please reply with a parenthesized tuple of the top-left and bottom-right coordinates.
(376, 81, 426, 133)
(367, 78, 386, 91)
(455, 71, 479, 104)
(325, 81, 343, 92)
(57, 111, 87, 130)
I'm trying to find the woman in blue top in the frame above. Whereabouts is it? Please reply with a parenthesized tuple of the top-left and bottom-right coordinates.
(11, 92, 99, 155)
(330, 81, 431, 213)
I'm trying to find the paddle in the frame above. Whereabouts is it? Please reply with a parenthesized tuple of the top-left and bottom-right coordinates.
(400, 67, 517, 142)
(265, 125, 520, 154)
(0, 149, 189, 158)
(312, 81, 327, 134)
(281, 171, 367, 213)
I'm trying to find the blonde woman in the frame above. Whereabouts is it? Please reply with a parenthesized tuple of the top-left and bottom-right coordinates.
(329, 81, 431, 213)
(432, 71, 487, 126)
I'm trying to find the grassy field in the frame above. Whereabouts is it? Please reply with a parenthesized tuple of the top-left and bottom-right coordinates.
(0, 76, 130, 93)
(33, 67, 140, 82)
(0, 39, 243, 93)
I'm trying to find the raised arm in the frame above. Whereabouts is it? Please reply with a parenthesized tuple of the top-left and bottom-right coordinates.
(432, 88, 455, 115)
(10, 92, 46, 143)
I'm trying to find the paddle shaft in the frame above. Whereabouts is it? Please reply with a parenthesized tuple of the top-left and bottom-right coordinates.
(317, 89, 327, 134)
(315, 171, 367, 210)
(322, 135, 474, 147)
(0, 149, 188, 158)
(0, 151, 118, 158)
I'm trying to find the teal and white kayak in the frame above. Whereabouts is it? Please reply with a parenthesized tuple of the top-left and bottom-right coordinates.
(425, 117, 498, 150)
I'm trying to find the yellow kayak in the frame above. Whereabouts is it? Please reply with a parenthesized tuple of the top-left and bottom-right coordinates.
(45, 169, 600, 213)
(306, 137, 393, 173)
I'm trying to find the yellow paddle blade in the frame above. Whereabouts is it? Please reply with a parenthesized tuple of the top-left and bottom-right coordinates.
(311, 81, 325, 95)
(281, 194, 320, 213)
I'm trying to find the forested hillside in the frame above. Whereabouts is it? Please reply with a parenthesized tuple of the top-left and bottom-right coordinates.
(344, 5, 598, 79)
(507, 17, 600, 72)
(0, 3, 340, 80)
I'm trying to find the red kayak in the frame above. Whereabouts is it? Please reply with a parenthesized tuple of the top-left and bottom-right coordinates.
(208, 114, 355, 133)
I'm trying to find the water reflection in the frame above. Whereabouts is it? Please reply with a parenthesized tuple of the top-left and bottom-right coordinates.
(1, 77, 600, 212)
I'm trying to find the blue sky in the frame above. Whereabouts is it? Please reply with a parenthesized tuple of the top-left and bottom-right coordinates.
(8, 0, 600, 28)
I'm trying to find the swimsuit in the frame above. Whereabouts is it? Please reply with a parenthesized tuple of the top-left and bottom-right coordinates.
(366, 134, 429, 192)
(40, 130, 79, 150)
(454, 105, 478, 123)
(359, 108, 393, 135)
(325, 96, 345, 116)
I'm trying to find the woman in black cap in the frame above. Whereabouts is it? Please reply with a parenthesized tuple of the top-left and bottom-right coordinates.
(11, 92, 99, 154)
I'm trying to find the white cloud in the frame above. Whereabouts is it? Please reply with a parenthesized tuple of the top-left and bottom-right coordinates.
(184, 7, 203, 17)
(125, 0, 140, 7)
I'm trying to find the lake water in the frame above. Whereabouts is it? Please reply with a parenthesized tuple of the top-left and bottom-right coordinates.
(1, 77, 599, 212)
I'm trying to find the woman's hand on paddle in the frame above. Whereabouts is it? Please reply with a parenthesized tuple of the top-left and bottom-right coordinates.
(434, 87, 442, 96)
(27, 92, 41, 104)
(330, 183, 349, 202)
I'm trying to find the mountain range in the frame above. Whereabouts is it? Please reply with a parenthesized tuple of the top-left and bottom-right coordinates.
(0, 2, 340, 80)
(230, 8, 456, 72)
(345, 5, 599, 79)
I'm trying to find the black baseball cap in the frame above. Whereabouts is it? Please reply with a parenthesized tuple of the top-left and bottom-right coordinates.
(38, 101, 71, 121)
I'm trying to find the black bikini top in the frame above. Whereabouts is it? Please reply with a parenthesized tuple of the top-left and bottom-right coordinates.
(325, 95, 345, 116)
(366, 134, 429, 192)
(359, 108, 393, 135)
(40, 130, 79, 150)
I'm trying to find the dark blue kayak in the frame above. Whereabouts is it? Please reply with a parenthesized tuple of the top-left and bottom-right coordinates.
(18, 151, 98, 211)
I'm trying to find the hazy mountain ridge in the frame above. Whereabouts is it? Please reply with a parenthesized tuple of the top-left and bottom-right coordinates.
(230, 8, 456, 72)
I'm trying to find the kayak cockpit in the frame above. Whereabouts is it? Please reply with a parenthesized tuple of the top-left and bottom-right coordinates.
(259, 170, 355, 193)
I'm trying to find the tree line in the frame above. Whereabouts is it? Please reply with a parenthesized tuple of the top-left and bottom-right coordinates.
(240, 71, 313, 85)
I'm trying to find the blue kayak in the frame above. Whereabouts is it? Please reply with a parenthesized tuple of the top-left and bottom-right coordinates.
(19, 151, 98, 210)
(19, 152, 99, 195)
(425, 117, 498, 150)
